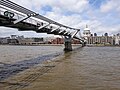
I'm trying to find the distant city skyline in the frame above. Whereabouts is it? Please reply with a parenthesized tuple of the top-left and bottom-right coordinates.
(0, 0, 120, 37)
(0, 26, 118, 38)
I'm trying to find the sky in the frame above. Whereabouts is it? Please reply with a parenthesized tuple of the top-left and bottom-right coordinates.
(0, 0, 120, 37)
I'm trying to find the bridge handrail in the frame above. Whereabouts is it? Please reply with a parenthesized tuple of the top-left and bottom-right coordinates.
(0, 6, 43, 26)
(0, 0, 86, 42)
(0, 0, 79, 30)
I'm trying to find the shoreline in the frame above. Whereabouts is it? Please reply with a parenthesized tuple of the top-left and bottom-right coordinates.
(86, 45, 120, 47)
(0, 44, 83, 46)
(0, 44, 119, 47)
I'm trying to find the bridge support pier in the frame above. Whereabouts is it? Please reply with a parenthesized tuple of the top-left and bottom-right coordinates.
(64, 36, 72, 51)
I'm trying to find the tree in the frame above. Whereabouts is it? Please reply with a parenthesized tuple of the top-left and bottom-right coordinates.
(104, 33, 108, 36)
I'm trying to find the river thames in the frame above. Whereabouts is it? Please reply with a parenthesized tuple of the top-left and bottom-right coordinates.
(0, 45, 120, 90)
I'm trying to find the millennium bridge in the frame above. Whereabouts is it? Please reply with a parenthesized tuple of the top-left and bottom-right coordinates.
(0, 0, 85, 51)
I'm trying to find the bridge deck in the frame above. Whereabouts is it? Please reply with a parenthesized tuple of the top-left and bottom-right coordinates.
(0, 14, 70, 36)
(0, 0, 85, 42)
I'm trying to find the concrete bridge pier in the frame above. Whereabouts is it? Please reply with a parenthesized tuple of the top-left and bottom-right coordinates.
(64, 36, 72, 51)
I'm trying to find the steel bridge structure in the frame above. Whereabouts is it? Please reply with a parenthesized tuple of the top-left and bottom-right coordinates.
(0, 0, 85, 51)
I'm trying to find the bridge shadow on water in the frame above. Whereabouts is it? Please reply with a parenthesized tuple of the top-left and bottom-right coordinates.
(0, 46, 85, 90)
(0, 52, 62, 81)
(0, 46, 83, 82)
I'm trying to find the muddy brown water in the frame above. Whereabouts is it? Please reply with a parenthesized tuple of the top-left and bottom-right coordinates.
(0, 46, 120, 90)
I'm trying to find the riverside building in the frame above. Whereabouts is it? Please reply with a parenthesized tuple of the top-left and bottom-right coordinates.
(83, 25, 115, 45)
(114, 33, 120, 45)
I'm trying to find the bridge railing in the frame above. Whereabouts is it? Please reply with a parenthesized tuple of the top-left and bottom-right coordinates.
(0, 0, 85, 39)
(0, 5, 65, 33)
(0, 6, 43, 27)
(0, 6, 5, 16)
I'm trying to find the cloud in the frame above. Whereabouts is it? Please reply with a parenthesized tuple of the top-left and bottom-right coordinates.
(100, 0, 120, 13)
(0, 0, 120, 37)
(0, 27, 21, 37)
(12, 0, 89, 14)
(0, 27, 52, 37)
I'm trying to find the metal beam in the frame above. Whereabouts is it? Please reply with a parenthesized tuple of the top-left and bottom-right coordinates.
(38, 23, 50, 30)
(13, 13, 38, 24)
(13, 16, 30, 24)
(59, 29, 63, 33)
(51, 26, 60, 32)
(71, 29, 80, 38)
(0, 0, 80, 30)
(64, 32, 68, 35)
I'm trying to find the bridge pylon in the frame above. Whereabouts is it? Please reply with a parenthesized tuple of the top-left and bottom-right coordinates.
(0, 0, 86, 51)
(64, 36, 72, 51)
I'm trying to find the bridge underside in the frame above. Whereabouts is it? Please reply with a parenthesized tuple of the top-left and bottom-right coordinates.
(0, 0, 85, 51)
(0, 15, 71, 36)
(0, 15, 37, 30)
(0, 15, 74, 51)
(0, 15, 85, 51)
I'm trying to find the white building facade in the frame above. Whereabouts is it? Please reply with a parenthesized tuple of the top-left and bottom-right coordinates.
(83, 25, 91, 40)
(82, 25, 116, 45)
(114, 33, 120, 45)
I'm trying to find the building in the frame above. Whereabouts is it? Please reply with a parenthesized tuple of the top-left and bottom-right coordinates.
(11, 35, 18, 39)
(87, 36, 115, 45)
(0, 35, 47, 45)
(7, 39, 19, 44)
(44, 36, 56, 44)
(83, 25, 91, 40)
(51, 37, 81, 44)
(72, 39, 81, 44)
(104, 33, 108, 36)
(94, 33, 97, 36)
(0, 37, 10, 44)
(83, 25, 115, 45)
(114, 33, 120, 45)
(18, 38, 45, 45)
(51, 38, 64, 44)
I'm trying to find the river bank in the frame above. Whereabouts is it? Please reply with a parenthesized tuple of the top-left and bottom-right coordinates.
(86, 44, 120, 47)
